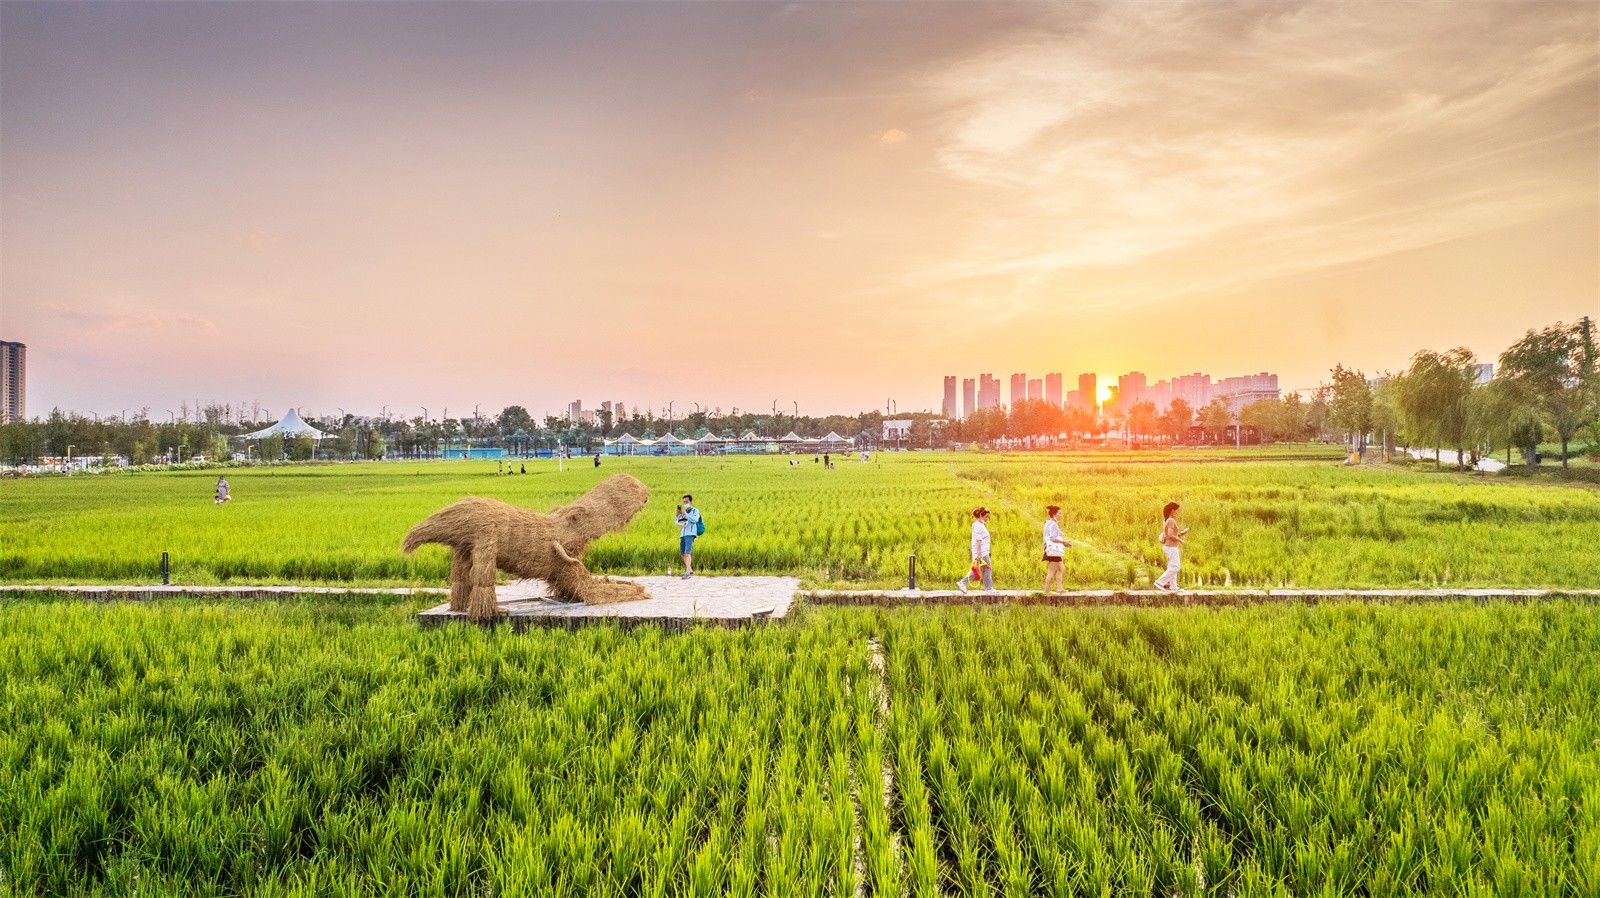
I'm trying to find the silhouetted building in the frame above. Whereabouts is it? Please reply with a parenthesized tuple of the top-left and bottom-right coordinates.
(1045, 373, 1063, 407)
(942, 376, 959, 419)
(1077, 373, 1097, 413)
(1027, 378, 1043, 402)
(1009, 373, 1027, 407)
(962, 378, 976, 419)
(978, 374, 1001, 411)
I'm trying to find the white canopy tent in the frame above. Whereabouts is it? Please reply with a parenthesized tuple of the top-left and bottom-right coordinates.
(243, 408, 334, 440)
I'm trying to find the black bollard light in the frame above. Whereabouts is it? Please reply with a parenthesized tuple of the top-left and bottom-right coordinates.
(906, 553, 917, 590)
(161, 551, 170, 586)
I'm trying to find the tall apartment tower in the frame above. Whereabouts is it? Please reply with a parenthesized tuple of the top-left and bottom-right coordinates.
(962, 378, 976, 419)
(1027, 378, 1043, 401)
(1045, 373, 1063, 407)
(1009, 373, 1027, 407)
(566, 399, 583, 422)
(978, 374, 1001, 410)
(1077, 373, 1097, 413)
(0, 341, 24, 424)
(942, 376, 959, 419)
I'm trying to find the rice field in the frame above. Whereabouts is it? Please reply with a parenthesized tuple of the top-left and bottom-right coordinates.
(1, 596, 1595, 896)
(3, 451, 1599, 590)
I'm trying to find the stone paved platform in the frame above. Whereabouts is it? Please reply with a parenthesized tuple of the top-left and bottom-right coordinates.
(416, 576, 801, 631)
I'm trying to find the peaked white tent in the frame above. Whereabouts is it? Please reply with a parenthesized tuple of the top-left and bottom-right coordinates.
(243, 408, 334, 440)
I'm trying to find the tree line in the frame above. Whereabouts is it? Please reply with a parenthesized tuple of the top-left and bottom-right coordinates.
(3, 318, 1592, 467)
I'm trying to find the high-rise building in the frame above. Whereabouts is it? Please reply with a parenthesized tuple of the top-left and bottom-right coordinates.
(942, 376, 959, 419)
(962, 378, 976, 419)
(566, 399, 583, 422)
(1027, 378, 1043, 401)
(1077, 373, 1097, 413)
(616, 402, 628, 421)
(0, 340, 24, 424)
(1113, 372, 1147, 416)
(1010, 373, 1027, 407)
(1045, 373, 1063, 407)
(978, 374, 1001, 410)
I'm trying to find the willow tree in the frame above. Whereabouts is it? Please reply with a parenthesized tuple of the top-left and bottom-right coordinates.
(1497, 318, 1599, 468)
(1395, 348, 1478, 470)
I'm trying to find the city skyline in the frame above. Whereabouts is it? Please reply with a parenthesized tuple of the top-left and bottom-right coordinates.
(2, 1, 1595, 417)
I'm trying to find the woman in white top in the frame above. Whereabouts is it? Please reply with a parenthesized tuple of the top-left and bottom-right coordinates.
(1153, 501, 1188, 594)
(1041, 505, 1071, 593)
(956, 507, 993, 593)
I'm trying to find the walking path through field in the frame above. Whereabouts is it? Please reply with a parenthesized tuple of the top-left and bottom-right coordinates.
(1401, 447, 1506, 472)
(4, 581, 1598, 630)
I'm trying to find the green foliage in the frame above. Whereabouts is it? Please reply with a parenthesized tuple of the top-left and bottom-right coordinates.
(883, 602, 1600, 896)
(1499, 318, 1600, 467)
(1, 598, 1594, 895)
(1395, 347, 1479, 468)
(3, 452, 1598, 590)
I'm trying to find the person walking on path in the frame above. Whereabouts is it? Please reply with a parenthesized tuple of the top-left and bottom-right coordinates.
(675, 494, 702, 578)
(1042, 505, 1072, 592)
(214, 477, 231, 504)
(957, 507, 993, 593)
(1153, 502, 1188, 594)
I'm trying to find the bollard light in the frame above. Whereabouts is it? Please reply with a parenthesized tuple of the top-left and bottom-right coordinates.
(907, 553, 917, 590)
(161, 551, 170, 586)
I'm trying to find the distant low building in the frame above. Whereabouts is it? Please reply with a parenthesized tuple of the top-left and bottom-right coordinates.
(882, 419, 913, 442)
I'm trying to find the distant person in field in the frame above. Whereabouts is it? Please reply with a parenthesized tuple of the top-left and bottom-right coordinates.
(957, 507, 993, 593)
(1153, 501, 1188, 594)
(675, 494, 702, 578)
(593, 452, 601, 468)
(520, 463, 526, 474)
(1042, 505, 1071, 592)
(214, 476, 231, 504)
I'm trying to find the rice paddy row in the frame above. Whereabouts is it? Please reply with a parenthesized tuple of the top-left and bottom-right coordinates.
(2, 596, 1595, 896)
(3, 452, 1598, 590)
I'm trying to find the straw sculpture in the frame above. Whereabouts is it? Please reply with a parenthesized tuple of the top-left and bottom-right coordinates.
(402, 473, 652, 621)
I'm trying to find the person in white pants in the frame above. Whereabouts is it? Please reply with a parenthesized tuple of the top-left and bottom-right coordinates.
(1042, 505, 1072, 593)
(1153, 501, 1187, 593)
(957, 507, 993, 592)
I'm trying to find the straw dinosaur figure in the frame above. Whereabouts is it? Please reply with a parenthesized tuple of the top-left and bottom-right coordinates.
(402, 473, 651, 621)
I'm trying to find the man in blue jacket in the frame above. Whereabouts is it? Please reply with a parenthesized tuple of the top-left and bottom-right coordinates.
(674, 494, 701, 578)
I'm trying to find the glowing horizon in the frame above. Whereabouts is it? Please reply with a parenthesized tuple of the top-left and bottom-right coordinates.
(1, 1, 1595, 420)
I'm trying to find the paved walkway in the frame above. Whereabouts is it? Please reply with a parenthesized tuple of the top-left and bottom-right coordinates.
(417, 576, 800, 630)
(808, 587, 1600, 607)
(4, 583, 1594, 629)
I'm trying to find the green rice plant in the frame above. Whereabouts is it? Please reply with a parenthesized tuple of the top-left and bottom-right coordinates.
(4, 451, 1597, 589)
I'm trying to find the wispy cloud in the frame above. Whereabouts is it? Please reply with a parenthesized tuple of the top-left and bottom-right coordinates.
(894, 0, 1597, 314)
(879, 128, 907, 147)
(46, 302, 217, 334)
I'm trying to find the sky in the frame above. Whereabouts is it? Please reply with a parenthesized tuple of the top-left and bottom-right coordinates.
(2, 0, 1596, 421)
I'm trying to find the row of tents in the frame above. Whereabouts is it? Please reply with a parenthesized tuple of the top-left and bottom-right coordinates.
(237, 410, 858, 455)
(604, 430, 856, 454)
